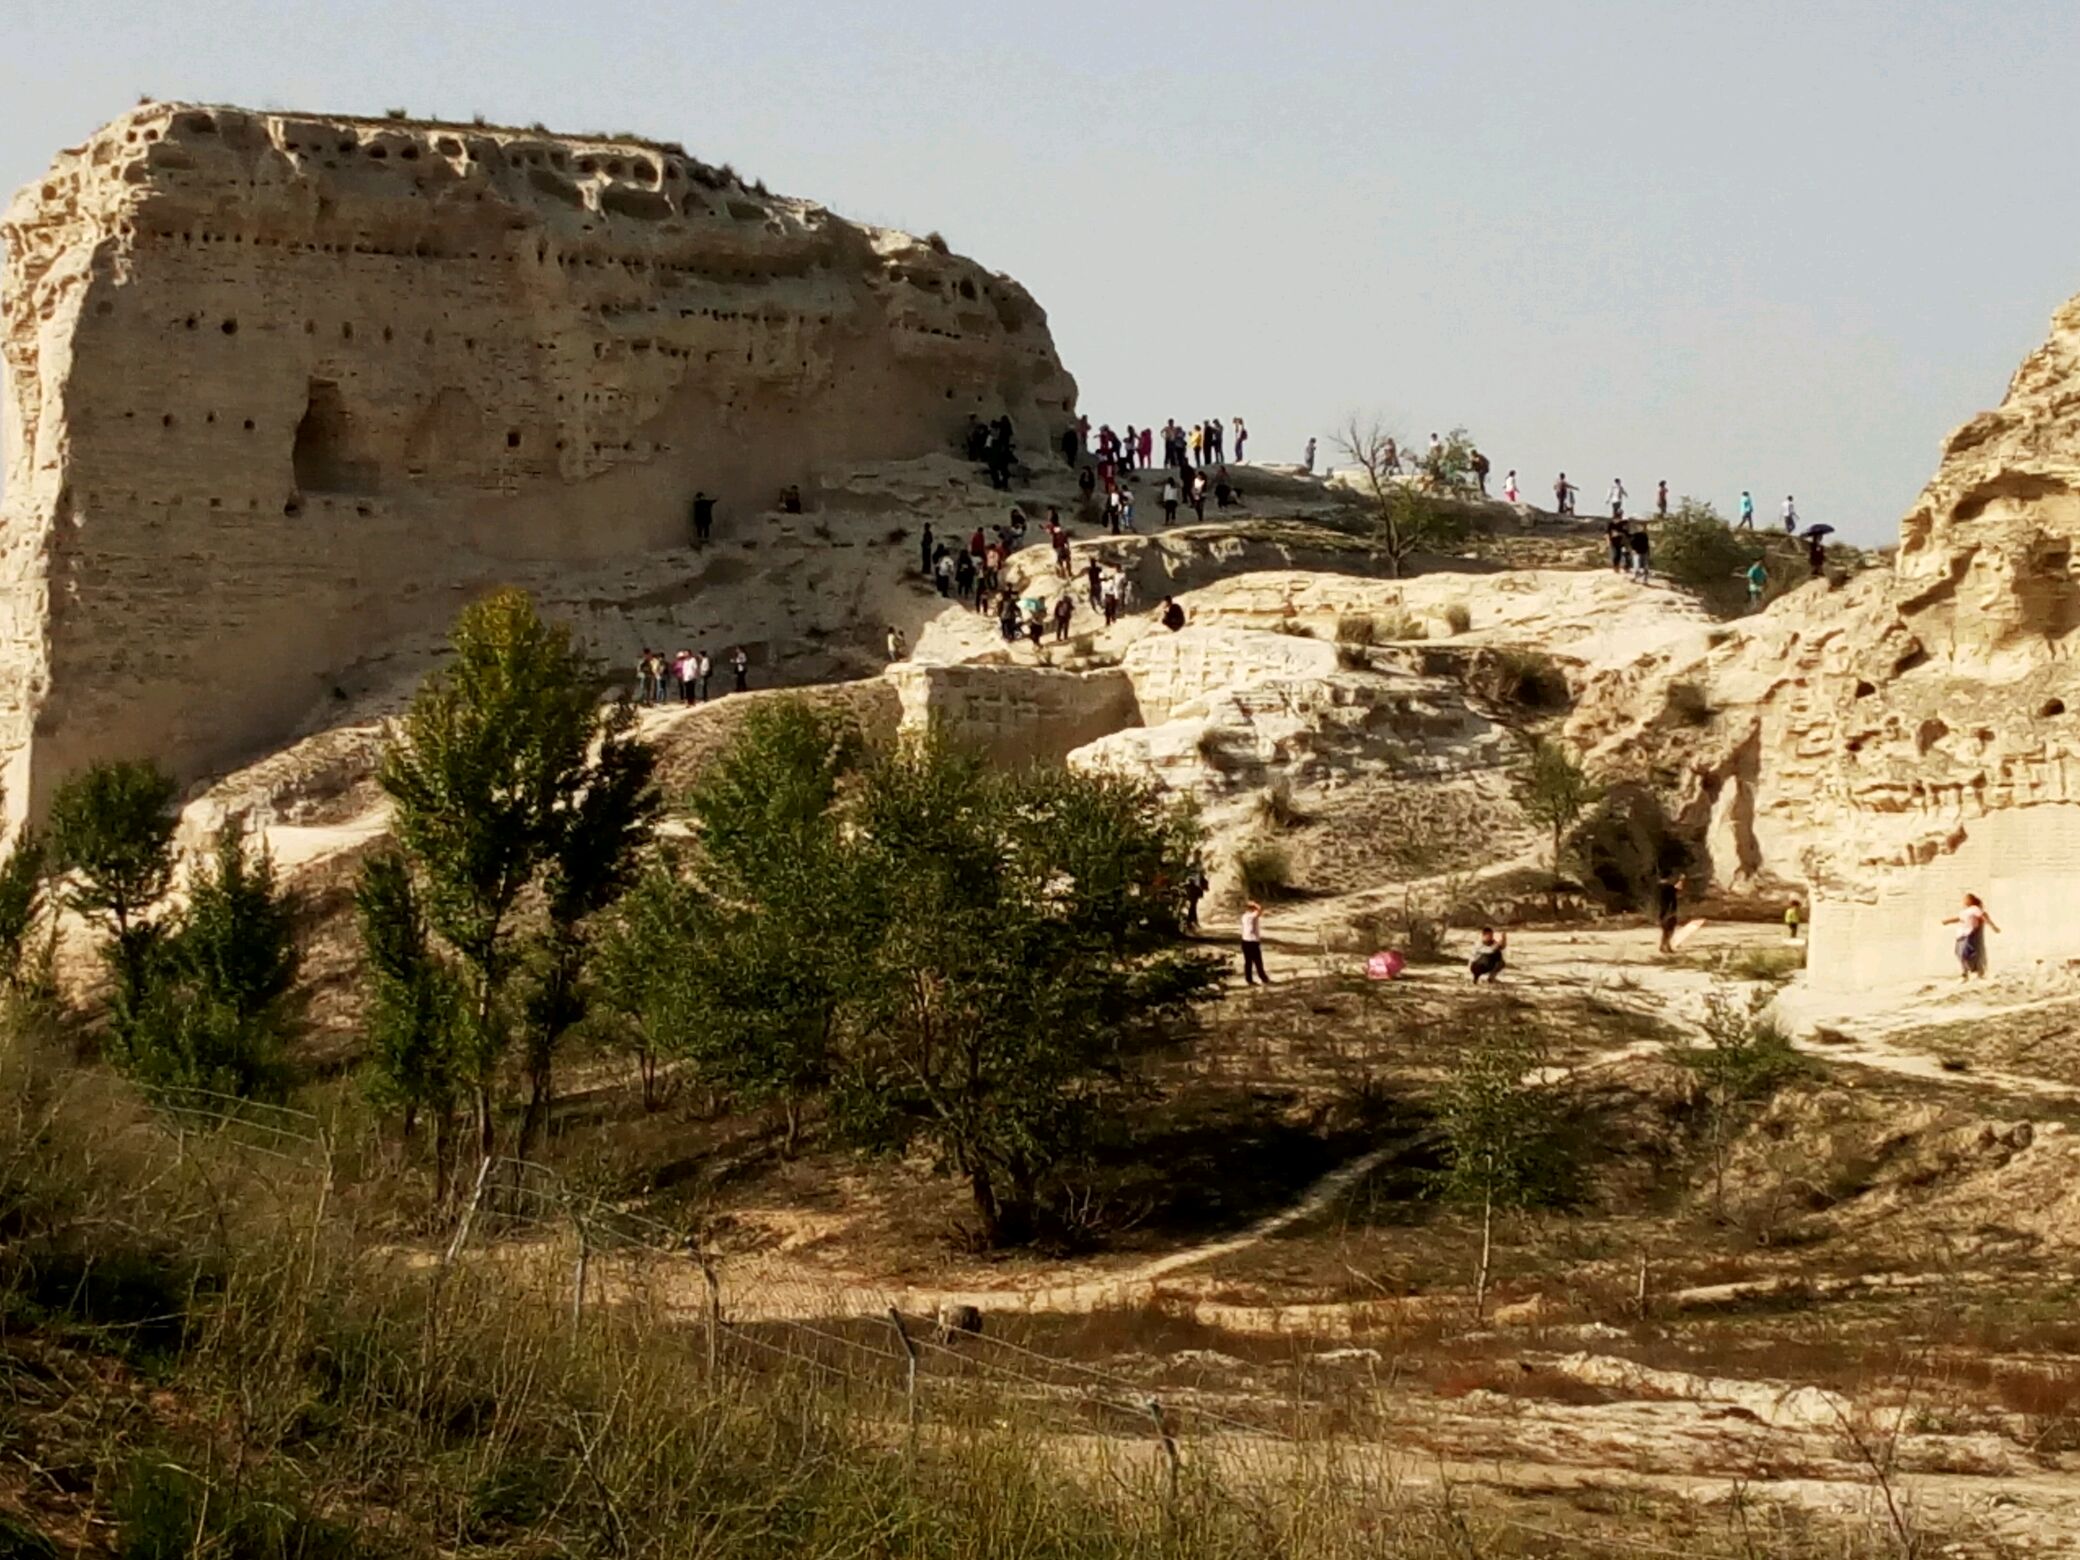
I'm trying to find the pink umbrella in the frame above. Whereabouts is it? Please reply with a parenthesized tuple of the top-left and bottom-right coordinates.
(1366, 950, 1406, 981)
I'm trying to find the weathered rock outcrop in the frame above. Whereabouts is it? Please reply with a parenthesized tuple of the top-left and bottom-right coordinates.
(1573, 293, 2080, 990)
(0, 102, 1074, 820)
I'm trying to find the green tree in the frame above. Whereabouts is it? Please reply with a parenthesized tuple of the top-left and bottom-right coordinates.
(600, 702, 866, 1152)
(1519, 737, 1602, 907)
(357, 849, 467, 1197)
(377, 589, 657, 1160)
(839, 735, 1219, 1246)
(1336, 419, 1468, 578)
(1669, 985, 1804, 1216)
(47, 759, 180, 1008)
(1433, 1018, 1566, 1319)
(0, 826, 51, 995)
(1655, 498, 1770, 614)
(104, 821, 300, 1102)
(594, 865, 703, 1113)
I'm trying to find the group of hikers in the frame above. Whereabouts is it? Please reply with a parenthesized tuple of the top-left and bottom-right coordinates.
(963, 415, 1021, 490)
(1066, 415, 1248, 473)
(903, 508, 1190, 655)
(634, 645, 750, 705)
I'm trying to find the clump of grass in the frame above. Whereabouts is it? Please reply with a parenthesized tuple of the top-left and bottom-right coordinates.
(925, 230, 951, 254)
(1195, 728, 1245, 774)
(1271, 621, 1317, 638)
(1668, 680, 1716, 726)
(1729, 942, 1806, 983)
(1442, 601, 1473, 635)
(884, 526, 909, 547)
(1488, 648, 1570, 710)
(1335, 615, 1378, 646)
(1233, 837, 1297, 900)
(384, 106, 411, 121)
(1336, 644, 1371, 671)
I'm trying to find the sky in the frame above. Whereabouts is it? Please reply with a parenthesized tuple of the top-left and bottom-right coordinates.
(5, 0, 2080, 543)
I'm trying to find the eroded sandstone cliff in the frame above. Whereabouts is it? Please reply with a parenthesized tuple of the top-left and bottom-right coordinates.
(1572, 294, 2080, 990)
(0, 102, 1074, 818)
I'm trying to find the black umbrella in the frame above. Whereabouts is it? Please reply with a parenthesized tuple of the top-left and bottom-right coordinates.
(1801, 524, 1835, 540)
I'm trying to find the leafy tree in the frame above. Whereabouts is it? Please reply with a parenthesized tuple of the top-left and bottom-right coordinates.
(1433, 1018, 1566, 1319)
(594, 865, 703, 1113)
(839, 734, 1220, 1246)
(104, 821, 300, 1102)
(47, 759, 179, 1007)
(1669, 985, 1805, 1216)
(1655, 498, 1769, 614)
(515, 696, 657, 1159)
(600, 702, 868, 1152)
(0, 826, 50, 995)
(376, 589, 656, 1159)
(1336, 419, 1468, 578)
(358, 849, 467, 1197)
(1519, 738, 1602, 907)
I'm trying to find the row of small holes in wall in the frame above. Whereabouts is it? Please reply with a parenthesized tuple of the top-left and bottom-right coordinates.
(275, 133, 687, 186)
(123, 227, 829, 281)
(121, 410, 257, 432)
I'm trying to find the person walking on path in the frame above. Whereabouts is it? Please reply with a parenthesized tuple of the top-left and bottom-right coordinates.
(1738, 491, 1755, 530)
(1782, 495, 1798, 534)
(1629, 523, 1652, 582)
(729, 646, 749, 694)
(1745, 556, 1768, 608)
(1052, 593, 1074, 643)
(1503, 469, 1519, 503)
(1656, 479, 1668, 518)
(1161, 473, 1180, 526)
(1554, 473, 1577, 516)
(1943, 893, 1999, 979)
(1807, 533, 1828, 580)
(1606, 516, 1628, 573)
(1182, 864, 1208, 930)
(1608, 478, 1628, 520)
(1471, 448, 1490, 495)
(1655, 871, 1686, 955)
(1240, 900, 1270, 986)
(1303, 436, 1317, 474)
(885, 627, 906, 662)
(691, 492, 716, 546)
(636, 650, 655, 705)
(1784, 899, 1803, 943)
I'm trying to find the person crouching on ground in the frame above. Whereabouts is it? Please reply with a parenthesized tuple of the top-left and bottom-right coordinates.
(1469, 927, 1507, 983)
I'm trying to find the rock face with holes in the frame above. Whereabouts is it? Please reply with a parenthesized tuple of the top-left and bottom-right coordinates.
(1571, 291, 2080, 991)
(0, 102, 1075, 820)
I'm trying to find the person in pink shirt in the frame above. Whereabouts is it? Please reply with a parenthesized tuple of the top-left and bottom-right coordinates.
(1139, 427, 1153, 467)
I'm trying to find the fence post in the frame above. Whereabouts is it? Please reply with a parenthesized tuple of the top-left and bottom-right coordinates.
(570, 1207, 592, 1331)
(1146, 1397, 1180, 1518)
(888, 1308, 920, 1448)
(1635, 1247, 1650, 1319)
(443, 1155, 494, 1269)
(699, 1253, 722, 1376)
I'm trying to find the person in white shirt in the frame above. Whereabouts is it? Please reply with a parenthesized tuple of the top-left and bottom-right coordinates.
(1608, 479, 1627, 520)
(885, 627, 906, 662)
(675, 649, 695, 705)
(1161, 475, 1180, 526)
(1503, 470, 1519, 503)
(1782, 495, 1798, 534)
(1942, 892, 2000, 980)
(1239, 900, 1269, 985)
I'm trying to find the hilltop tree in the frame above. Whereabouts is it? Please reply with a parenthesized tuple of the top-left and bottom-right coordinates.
(1337, 419, 1467, 578)
(375, 589, 656, 1161)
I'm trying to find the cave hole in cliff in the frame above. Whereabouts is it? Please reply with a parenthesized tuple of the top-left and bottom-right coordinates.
(2043, 699, 2067, 718)
(1853, 679, 1876, 698)
(292, 380, 377, 495)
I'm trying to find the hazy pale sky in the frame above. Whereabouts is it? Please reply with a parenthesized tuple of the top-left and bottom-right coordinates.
(6, 0, 2079, 542)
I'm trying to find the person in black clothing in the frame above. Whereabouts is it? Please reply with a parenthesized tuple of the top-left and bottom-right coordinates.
(1656, 479, 1669, 518)
(920, 522, 935, 578)
(691, 491, 716, 546)
(1086, 556, 1104, 610)
(1656, 872, 1686, 954)
(1607, 517, 1627, 572)
(1807, 534, 1827, 579)
(1629, 524, 1652, 581)
(1160, 597, 1186, 632)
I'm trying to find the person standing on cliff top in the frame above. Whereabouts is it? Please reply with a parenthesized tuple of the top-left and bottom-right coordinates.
(1161, 473, 1180, 527)
(1052, 593, 1074, 643)
(1503, 469, 1520, 503)
(1608, 477, 1628, 520)
(1303, 436, 1317, 474)
(695, 649, 713, 703)
(1737, 490, 1755, 529)
(1554, 473, 1576, 515)
(1656, 479, 1669, 518)
(1233, 418, 1248, 463)
(1782, 495, 1798, 534)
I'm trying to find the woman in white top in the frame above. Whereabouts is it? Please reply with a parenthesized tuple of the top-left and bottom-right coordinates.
(1239, 901, 1269, 986)
(1942, 893, 2000, 979)
(1503, 470, 1519, 503)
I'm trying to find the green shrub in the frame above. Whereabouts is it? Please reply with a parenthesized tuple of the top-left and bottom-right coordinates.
(1668, 680, 1715, 726)
(1234, 837, 1296, 900)
(1442, 601, 1472, 635)
(1336, 644, 1371, 671)
(1271, 620, 1317, 638)
(1485, 648, 1570, 710)
(1335, 614, 1378, 646)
